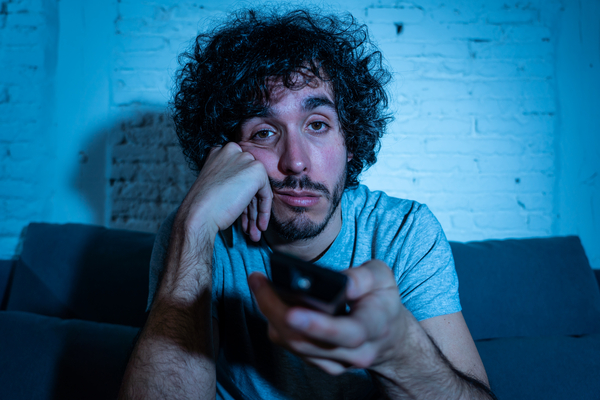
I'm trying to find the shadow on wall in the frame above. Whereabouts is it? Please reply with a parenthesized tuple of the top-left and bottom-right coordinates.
(71, 107, 196, 233)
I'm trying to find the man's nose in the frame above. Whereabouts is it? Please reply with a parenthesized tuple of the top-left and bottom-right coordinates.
(278, 132, 311, 175)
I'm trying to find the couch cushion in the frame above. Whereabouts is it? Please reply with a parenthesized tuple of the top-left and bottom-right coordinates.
(0, 311, 139, 400)
(476, 334, 600, 400)
(6, 223, 155, 327)
(451, 236, 600, 340)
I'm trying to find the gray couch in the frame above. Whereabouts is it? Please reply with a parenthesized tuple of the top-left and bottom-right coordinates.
(1, 222, 599, 399)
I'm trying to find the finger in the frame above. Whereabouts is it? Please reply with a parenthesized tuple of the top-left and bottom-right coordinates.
(286, 308, 371, 348)
(300, 343, 378, 370)
(206, 145, 224, 158)
(344, 260, 396, 300)
(248, 272, 289, 327)
(221, 141, 242, 154)
(248, 197, 263, 242)
(305, 357, 348, 376)
(256, 179, 272, 232)
(241, 207, 249, 234)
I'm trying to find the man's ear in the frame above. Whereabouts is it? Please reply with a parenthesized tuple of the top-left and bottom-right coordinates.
(347, 152, 353, 162)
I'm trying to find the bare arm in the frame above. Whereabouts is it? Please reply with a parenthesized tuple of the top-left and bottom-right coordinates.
(249, 261, 495, 400)
(119, 143, 272, 399)
(119, 224, 218, 399)
(370, 311, 494, 399)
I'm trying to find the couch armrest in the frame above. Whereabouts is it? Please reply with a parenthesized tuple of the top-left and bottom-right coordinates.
(0, 259, 16, 310)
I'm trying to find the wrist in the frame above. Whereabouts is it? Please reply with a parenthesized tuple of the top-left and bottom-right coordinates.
(156, 215, 216, 306)
(174, 201, 220, 242)
(370, 311, 445, 381)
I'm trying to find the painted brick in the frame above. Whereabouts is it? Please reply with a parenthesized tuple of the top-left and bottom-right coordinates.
(516, 193, 553, 212)
(503, 25, 552, 42)
(118, 3, 163, 19)
(366, 6, 426, 24)
(471, 60, 554, 78)
(470, 80, 554, 98)
(396, 79, 473, 99)
(420, 98, 523, 116)
(525, 135, 554, 154)
(112, 143, 168, 162)
(471, 42, 553, 59)
(475, 155, 554, 173)
(170, 4, 225, 21)
(429, 4, 482, 24)
(115, 52, 175, 71)
(475, 115, 554, 135)
(521, 97, 556, 114)
(116, 16, 198, 35)
(485, 9, 538, 25)
(527, 213, 553, 232)
(398, 22, 503, 43)
(110, 161, 194, 182)
(413, 60, 473, 79)
(450, 212, 475, 230)
(425, 138, 525, 155)
(112, 88, 170, 106)
(118, 35, 169, 52)
(4, 11, 45, 28)
(394, 117, 472, 134)
(381, 41, 470, 59)
(473, 211, 528, 230)
(377, 154, 479, 174)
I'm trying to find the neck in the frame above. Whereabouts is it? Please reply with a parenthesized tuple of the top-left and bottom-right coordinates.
(264, 206, 343, 262)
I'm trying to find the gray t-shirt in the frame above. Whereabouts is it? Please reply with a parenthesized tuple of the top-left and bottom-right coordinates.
(148, 185, 461, 400)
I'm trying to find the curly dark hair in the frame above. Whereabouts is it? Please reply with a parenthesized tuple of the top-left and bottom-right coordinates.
(172, 7, 391, 188)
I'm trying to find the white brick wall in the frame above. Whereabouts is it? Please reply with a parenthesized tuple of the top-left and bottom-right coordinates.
(106, 0, 560, 243)
(1, 0, 598, 269)
(0, 0, 57, 258)
(359, 0, 559, 241)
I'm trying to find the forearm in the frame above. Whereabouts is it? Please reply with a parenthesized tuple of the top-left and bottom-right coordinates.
(371, 321, 495, 400)
(119, 225, 217, 400)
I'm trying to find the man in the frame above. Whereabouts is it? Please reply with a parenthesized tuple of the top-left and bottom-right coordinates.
(120, 8, 495, 400)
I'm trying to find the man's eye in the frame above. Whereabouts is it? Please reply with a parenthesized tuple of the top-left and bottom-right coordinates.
(309, 121, 327, 131)
(253, 130, 274, 139)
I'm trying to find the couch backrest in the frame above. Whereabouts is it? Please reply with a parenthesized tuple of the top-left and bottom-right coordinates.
(451, 236, 600, 340)
(5, 223, 155, 327)
(6, 223, 600, 338)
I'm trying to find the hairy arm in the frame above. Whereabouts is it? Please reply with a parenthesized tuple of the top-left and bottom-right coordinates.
(370, 311, 494, 399)
(118, 222, 218, 400)
(119, 143, 272, 399)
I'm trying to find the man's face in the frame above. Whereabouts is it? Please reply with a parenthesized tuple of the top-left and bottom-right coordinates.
(238, 78, 350, 241)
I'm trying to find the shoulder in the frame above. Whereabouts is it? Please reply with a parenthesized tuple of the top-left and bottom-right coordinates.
(343, 185, 439, 237)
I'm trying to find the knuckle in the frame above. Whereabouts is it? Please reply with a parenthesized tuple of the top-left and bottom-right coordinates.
(352, 348, 376, 369)
(240, 151, 255, 161)
(224, 142, 242, 152)
(348, 330, 367, 348)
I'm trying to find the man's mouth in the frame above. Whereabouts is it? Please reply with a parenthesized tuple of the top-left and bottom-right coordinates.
(274, 190, 321, 208)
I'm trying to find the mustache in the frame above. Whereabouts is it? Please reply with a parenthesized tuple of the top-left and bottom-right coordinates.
(269, 176, 331, 200)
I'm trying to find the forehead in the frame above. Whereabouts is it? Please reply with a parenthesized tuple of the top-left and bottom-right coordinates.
(265, 74, 336, 112)
(266, 68, 334, 102)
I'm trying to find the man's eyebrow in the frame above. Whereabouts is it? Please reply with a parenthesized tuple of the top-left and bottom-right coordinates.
(302, 96, 336, 112)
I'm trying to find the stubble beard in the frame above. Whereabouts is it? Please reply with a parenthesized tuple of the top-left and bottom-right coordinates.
(269, 170, 346, 242)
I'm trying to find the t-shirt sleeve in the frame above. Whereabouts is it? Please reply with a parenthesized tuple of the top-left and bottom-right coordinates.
(393, 204, 461, 321)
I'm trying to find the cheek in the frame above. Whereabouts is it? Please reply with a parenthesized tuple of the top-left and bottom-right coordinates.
(320, 143, 348, 172)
